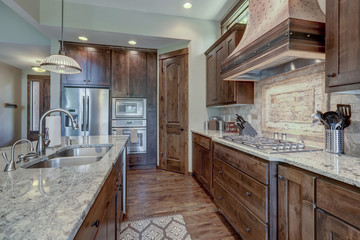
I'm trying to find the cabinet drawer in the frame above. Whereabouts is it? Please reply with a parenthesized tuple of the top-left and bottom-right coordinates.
(317, 179, 360, 229)
(214, 143, 268, 184)
(214, 157, 268, 222)
(214, 181, 268, 240)
(192, 133, 211, 150)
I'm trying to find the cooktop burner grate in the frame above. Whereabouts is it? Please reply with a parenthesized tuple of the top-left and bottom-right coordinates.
(222, 135, 322, 154)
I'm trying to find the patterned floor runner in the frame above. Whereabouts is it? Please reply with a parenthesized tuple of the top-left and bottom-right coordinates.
(119, 214, 192, 240)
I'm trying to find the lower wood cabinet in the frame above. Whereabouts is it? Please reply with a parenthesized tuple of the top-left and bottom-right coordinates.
(277, 165, 316, 240)
(192, 133, 212, 192)
(75, 150, 126, 240)
(316, 209, 360, 240)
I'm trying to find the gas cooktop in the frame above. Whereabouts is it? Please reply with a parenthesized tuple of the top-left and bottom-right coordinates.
(222, 135, 322, 154)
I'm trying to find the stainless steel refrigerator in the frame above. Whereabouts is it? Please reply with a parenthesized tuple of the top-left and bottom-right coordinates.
(61, 87, 109, 136)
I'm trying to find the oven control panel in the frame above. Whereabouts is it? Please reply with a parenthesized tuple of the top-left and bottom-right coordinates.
(112, 119, 146, 128)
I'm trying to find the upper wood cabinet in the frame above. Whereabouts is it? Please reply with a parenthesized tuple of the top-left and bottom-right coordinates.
(326, 0, 360, 92)
(62, 43, 110, 87)
(278, 165, 316, 240)
(205, 24, 254, 106)
(112, 50, 147, 98)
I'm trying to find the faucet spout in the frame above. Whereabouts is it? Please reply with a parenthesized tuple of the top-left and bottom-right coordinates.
(36, 108, 78, 155)
(3, 139, 34, 172)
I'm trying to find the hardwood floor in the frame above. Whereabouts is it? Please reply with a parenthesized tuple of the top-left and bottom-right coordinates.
(125, 169, 242, 240)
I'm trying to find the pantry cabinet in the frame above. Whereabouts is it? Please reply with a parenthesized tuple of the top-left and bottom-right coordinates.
(205, 23, 254, 106)
(111, 50, 147, 98)
(326, 0, 360, 92)
(62, 43, 110, 87)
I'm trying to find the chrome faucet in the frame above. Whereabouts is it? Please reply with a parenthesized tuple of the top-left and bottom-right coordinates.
(36, 108, 79, 155)
(2, 139, 34, 172)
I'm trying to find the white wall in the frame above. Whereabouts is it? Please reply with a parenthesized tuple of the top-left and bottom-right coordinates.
(0, 62, 22, 147)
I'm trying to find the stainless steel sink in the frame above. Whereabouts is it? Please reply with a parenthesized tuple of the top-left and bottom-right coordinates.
(26, 156, 102, 168)
(23, 146, 111, 169)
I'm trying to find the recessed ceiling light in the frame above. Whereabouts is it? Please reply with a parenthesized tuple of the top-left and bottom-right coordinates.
(128, 40, 137, 45)
(183, 2, 192, 9)
(31, 66, 46, 73)
(78, 36, 88, 41)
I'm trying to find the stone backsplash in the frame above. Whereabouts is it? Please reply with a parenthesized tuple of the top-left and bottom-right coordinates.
(217, 63, 360, 157)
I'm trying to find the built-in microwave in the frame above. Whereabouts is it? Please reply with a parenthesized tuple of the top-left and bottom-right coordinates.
(112, 98, 146, 119)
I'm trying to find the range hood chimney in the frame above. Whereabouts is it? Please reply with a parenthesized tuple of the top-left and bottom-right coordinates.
(221, 0, 325, 81)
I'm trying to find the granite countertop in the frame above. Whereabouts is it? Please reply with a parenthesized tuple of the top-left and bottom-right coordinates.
(192, 129, 360, 188)
(0, 135, 129, 240)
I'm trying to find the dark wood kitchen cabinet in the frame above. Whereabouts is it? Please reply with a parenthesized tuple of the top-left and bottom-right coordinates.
(205, 23, 254, 106)
(74, 149, 126, 240)
(213, 142, 278, 240)
(192, 133, 212, 192)
(111, 50, 147, 98)
(326, 0, 360, 93)
(277, 164, 316, 240)
(62, 43, 110, 87)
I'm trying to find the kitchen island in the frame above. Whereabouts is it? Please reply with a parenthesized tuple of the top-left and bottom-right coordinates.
(0, 135, 128, 240)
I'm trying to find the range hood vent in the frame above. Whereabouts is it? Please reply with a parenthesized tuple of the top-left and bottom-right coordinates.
(221, 0, 325, 81)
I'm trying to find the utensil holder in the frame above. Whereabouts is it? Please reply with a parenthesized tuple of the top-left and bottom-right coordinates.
(325, 129, 344, 154)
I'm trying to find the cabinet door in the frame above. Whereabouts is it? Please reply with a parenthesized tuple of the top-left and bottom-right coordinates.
(278, 165, 316, 240)
(97, 208, 108, 240)
(88, 47, 111, 86)
(206, 50, 218, 106)
(112, 50, 129, 97)
(192, 143, 200, 177)
(107, 191, 117, 240)
(200, 147, 211, 190)
(222, 32, 237, 104)
(62, 45, 88, 85)
(215, 42, 227, 104)
(317, 209, 360, 240)
(326, 0, 360, 91)
(129, 51, 147, 97)
(116, 179, 123, 238)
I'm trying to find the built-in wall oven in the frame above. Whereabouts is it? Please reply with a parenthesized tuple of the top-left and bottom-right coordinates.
(112, 99, 147, 154)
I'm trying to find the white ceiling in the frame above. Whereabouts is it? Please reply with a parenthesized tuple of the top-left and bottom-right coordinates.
(65, 0, 238, 21)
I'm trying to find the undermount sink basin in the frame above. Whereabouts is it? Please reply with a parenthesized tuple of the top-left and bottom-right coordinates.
(24, 146, 111, 169)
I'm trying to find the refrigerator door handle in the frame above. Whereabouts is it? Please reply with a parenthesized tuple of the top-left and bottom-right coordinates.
(86, 96, 90, 131)
(82, 96, 86, 131)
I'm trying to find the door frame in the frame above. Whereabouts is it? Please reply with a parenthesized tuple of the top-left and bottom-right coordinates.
(159, 48, 189, 174)
(27, 75, 51, 141)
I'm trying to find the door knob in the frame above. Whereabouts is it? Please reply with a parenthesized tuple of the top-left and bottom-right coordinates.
(327, 73, 336, 77)
(179, 128, 184, 131)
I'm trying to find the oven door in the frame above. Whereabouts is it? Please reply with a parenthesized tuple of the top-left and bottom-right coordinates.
(112, 98, 146, 119)
(112, 128, 146, 154)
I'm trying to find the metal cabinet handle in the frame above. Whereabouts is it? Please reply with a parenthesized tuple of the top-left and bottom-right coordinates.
(117, 184, 122, 191)
(246, 191, 252, 196)
(218, 196, 223, 200)
(246, 227, 251, 232)
(179, 128, 184, 131)
(218, 170, 223, 174)
(278, 175, 284, 180)
(91, 219, 100, 228)
(327, 73, 336, 77)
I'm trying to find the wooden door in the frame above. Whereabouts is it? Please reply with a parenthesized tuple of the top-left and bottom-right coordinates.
(278, 165, 316, 240)
(223, 32, 237, 103)
(159, 48, 188, 174)
(215, 43, 227, 104)
(88, 47, 111, 86)
(199, 147, 211, 190)
(129, 51, 147, 97)
(326, 0, 360, 92)
(116, 178, 123, 239)
(97, 207, 108, 240)
(62, 44, 87, 85)
(192, 143, 200, 177)
(27, 75, 50, 141)
(112, 50, 129, 97)
(206, 50, 217, 105)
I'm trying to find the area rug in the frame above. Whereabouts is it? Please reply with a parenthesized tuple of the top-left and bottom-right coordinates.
(119, 214, 192, 240)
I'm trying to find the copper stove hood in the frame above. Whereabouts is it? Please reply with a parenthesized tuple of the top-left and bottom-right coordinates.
(221, 0, 325, 81)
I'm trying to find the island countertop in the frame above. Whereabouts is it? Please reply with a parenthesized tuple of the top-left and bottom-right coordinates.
(0, 135, 129, 240)
(192, 129, 360, 188)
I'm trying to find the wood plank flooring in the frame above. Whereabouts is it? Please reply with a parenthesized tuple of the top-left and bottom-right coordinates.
(125, 169, 242, 240)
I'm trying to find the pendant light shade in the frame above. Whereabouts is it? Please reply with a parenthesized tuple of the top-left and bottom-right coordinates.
(40, 0, 82, 74)
(40, 54, 81, 74)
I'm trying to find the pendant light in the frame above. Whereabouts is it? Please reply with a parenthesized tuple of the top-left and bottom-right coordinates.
(40, 0, 81, 74)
